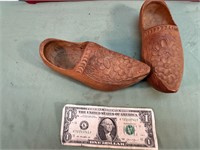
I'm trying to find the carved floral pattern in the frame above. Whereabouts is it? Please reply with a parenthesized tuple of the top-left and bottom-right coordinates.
(81, 43, 149, 84)
(144, 28, 183, 87)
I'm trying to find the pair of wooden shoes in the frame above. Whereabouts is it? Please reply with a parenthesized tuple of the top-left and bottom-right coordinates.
(40, 0, 184, 93)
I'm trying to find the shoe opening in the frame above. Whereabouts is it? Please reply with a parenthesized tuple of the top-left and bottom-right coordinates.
(43, 40, 87, 69)
(143, 2, 175, 30)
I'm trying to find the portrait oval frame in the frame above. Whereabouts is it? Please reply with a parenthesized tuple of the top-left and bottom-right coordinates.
(97, 117, 117, 142)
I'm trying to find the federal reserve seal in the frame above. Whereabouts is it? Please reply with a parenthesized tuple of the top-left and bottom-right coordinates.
(80, 121, 89, 130)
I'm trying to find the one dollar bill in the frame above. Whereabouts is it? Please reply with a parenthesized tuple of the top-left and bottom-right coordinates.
(61, 104, 158, 150)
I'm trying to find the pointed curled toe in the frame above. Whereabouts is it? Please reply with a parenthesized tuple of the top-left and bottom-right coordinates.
(40, 38, 150, 91)
(140, 0, 184, 93)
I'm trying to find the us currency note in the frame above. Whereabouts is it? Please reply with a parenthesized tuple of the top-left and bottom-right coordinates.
(61, 104, 158, 150)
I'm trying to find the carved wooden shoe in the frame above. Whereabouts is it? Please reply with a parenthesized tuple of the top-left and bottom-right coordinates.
(140, 0, 184, 93)
(40, 38, 150, 91)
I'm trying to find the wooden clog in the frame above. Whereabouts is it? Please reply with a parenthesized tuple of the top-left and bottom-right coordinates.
(140, 0, 184, 93)
(40, 38, 150, 91)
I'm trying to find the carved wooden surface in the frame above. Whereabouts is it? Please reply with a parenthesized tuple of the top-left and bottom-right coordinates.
(143, 25, 184, 91)
(140, 0, 184, 93)
(79, 42, 150, 84)
(40, 39, 150, 90)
